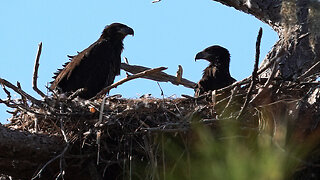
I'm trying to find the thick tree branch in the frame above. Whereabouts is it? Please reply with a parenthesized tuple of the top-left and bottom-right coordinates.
(212, 0, 282, 31)
(0, 125, 64, 178)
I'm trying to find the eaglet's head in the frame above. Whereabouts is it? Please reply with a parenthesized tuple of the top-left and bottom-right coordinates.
(195, 45, 230, 68)
(101, 23, 134, 40)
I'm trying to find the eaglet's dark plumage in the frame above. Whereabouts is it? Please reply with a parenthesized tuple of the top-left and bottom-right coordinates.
(50, 23, 134, 99)
(194, 45, 236, 97)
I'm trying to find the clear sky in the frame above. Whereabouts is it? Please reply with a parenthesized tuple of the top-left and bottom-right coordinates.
(0, 0, 278, 123)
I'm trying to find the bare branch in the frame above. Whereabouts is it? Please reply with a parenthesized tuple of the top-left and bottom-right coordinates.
(17, 82, 27, 106)
(95, 95, 108, 127)
(123, 57, 130, 77)
(157, 82, 165, 98)
(93, 66, 168, 99)
(297, 60, 320, 81)
(237, 27, 263, 119)
(121, 63, 196, 89)
(32, 42, 46, 98)
(0, 78, 43, 107)
(67, 88, 86, 100)
(1, 84, 11, 99)
(219, 86, 239, 117)
(250, 62, 278, 105)
(31, 144, 69, 180)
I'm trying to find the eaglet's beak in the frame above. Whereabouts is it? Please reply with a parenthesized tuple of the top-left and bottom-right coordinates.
(195, 51, 210, 61)
(119, 27, 134, 36)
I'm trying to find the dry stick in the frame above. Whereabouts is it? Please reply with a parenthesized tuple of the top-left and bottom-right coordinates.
(32, 42, 46, 98)
(120, 63, 196, 89)
(250, 62, 278, 104)
(297, 60, 320, 81)
(32, 118, 70, 180)
(93, 94, 122, 128)
(31, 145, 69, 180)
(157, 82, 165, 99)
(123, 57, 131, 77)
(30, 44, 45, 132)
(17, 82, 27, 106)
(0, 78, 43, 107)
(95, 95, 108, 127)
(57, 119, 69, 180)
(93, 66, 168, 99)
(1, 84, 11, 99)
(67, 88, 86, 100)
(96, 130, 102, 165)
(219, 86, 239, 117)
(237, 27, 263, 119)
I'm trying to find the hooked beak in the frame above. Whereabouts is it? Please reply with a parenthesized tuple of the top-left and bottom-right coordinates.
(119, 27, 134, 36)
(195, 51, 210, 61)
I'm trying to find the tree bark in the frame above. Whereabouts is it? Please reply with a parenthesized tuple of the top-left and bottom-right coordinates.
(0, 125, 64, 179)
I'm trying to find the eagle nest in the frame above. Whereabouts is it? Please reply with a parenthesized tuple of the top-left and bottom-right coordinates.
(2, 73, 318, 179)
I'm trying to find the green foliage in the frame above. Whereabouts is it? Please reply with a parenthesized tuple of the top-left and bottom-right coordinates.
(130, 116, 315, 180)
(158, 124, 287, 180)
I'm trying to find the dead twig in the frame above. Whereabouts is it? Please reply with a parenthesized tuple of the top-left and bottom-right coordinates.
(250, 62, 278, 105)
(176, 65, 183, 84)
(32, 42, 46, 98)
(67, 88, 86, 100)
(297, 60, 320, 81)
(2, 84, 11, 99)
(123, 57, 131, 78)
(157, 82, 165, 99)
(237, 27, 263, 119)
(219, 86, 239, 117)
(17, 82, 27, 106)
(31, 144, 69, 180)
(95, 95, 108, 127)
(32, 117, 69, 180)
(93, 66, 168, 99)
(121, 63, 196, 89)
(0, 78, 43, 107)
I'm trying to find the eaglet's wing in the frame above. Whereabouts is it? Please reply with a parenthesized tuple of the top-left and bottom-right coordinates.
(50, 39, 119, 97)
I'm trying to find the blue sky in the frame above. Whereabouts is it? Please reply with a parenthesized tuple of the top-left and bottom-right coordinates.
(0, 0, 278, 123)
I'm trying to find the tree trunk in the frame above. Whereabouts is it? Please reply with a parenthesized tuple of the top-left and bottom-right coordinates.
(214, 0, 320, 80)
